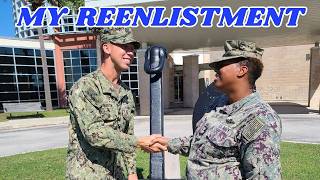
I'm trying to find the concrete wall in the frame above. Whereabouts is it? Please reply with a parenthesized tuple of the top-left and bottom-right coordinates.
(205, 44, 313, 106)
(309, 46, 320, 109)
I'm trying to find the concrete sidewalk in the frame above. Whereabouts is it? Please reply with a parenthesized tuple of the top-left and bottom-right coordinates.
(0, 113, 319, 132)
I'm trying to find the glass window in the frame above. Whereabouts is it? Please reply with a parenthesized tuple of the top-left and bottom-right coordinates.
(0, 84, 17, 92)
(72, 58, 81, 66)
(38, 84, 44, 91)
(0, 47, 13, 55)
(65, 75, 72, 82)
(64, 67, 72, 74)
(64, 59, 71, 66)
(0, 93, 18, 101)
(121, 74, 129, 80)
(63, 51, 70, 58)
(130, 66, 137, 72)
(132, 58, 137, 65)
(80, 50, 89, 58)
(66, 83, 73, 90)
(48, 67, 56, 74)
(15, 57, 35, 66)
(89, 58, 97, 66)
(73, 74, 81, 82)
(81, 58, 89, 66)
(16, 66, 36, 74)
(0, 56, 14, 64)
(72, 66, 81, 74)
(46, 50, 54, 57)
(130, 81, 138, 88)
(36, 58, 42, 65)
(18, 83, 38, 92)
(81, 66, 90, 74)
(89, 50, 96, 57)
(130, 74, 137, 80)
(0, 75, 16, 83)
(47, 58, 55, 66)
(17, 74, 38, 83)
(49, 75, 56, 83)
(51, 91, 58, 99)
(19, 92, 39, 100)
(50, 84, 57, 91)
(0, 66, 15, 74)
(71, 50, 80, 58)
(90, 66, 97, 71)
(14, 48, 34, 56)
(35, 50, 41, 57)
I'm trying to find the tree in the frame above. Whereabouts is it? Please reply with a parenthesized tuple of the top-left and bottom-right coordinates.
(27, 0, 84, 110)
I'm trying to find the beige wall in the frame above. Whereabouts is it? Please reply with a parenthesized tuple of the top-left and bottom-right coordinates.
(202, 44, 313, 105)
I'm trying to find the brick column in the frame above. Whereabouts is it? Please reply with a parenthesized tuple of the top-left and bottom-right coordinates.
(183, 55, 199, 108)
(309, 43, 320, 111)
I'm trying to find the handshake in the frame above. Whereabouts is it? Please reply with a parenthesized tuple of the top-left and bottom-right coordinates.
(137, 134, 169, 153)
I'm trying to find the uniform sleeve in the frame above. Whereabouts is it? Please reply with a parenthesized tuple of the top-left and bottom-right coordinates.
(68, 80, 138, 153)
(123, 94, 137, 175)
(241, 114, 282, 180)
(168, 135, 193, 156)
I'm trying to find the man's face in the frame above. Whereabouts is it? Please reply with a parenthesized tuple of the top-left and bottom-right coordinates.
(212, 60, 242, 92)
(104, 42, 135, 71)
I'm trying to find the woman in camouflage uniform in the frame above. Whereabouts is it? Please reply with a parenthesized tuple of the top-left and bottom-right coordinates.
(152, 40, 282, 180)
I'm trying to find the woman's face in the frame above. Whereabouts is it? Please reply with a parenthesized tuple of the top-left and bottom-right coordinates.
(213, 61, 243, 92)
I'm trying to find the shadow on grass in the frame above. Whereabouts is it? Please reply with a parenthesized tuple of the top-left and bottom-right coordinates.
(7, 113, 45, 120)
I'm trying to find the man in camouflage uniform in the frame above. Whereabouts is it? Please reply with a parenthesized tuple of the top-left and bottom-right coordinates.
(66, 28, 163, 180)
(152, 40, 282, 179)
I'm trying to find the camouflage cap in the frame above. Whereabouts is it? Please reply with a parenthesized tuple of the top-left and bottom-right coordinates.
(99, 27, 141, 49)
(209, 40, 264, 68)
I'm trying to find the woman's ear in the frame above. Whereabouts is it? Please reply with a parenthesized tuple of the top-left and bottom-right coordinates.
(237, 65, 249, 77)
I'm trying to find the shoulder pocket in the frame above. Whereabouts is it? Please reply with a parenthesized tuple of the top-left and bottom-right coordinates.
(242, 116, 265, 143)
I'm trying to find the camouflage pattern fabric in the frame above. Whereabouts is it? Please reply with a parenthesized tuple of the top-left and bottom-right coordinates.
(98, 27, 141, 49)
(209, 40, 264, 67)
(168, 92, 282, 180)
(66, 69, 137, 180)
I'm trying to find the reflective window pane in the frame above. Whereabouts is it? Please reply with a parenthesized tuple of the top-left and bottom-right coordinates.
(0, 66, 15, 74)
(19, 92, 39, 100)
(63, 51, 70, 58)
(0, 84, 17, 92)
(0, 56, 14, 64)
(18, 83, 38, 92)
(14, 48, 34, 56)
(71, 51, 80, 58)
(15, 57, 35, 66)
(80, 50, 89, 58)
(64, 59, 71, 66)
(64, 67, 72, 74)
(49, 75, 56, 83)
(65, 75, 72, 82)
(89, 58, 97, 66)
(72, 66, 81, 74)
(72, 58, 81, 66)
(0, 47, 13, 55)
(17, 74, 38, 83)
(36, 58, 42, 65)
(89, 50, 96, 57)
(73, 74, 81, 82)
(0, 75, 16, 83)
(50, 84, 57, 91)
(81, 66, 90, 74)
(81, 58, 89, 66)
(48, 67, 56, 74)
(0, 93, 18, 101)
(47, 58, 55, 66)
(16, 66, 36, 74)
(46, 50, 54, 57)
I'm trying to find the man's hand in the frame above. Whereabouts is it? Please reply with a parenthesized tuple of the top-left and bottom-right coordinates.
(128, 173, 138, 180)
(137, 134, 161, 152)
(148, 136, 170, 153)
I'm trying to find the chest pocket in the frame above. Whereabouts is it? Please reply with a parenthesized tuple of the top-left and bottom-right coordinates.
(99, 97, 119, 123)
(205, 123, 239, 159)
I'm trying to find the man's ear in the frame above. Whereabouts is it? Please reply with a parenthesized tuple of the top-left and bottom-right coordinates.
(102, 43, 111, 55)
(237, 65, 249, 77)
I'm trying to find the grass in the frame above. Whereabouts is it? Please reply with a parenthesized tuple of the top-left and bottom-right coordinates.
(0, 142, 319, 179)
(0, 109, 69, 122)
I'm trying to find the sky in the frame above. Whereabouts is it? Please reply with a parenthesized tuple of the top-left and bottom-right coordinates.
(0, 0, 15, 37)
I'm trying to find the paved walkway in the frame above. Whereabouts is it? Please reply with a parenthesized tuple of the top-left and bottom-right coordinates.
(0, 114, 319, 157)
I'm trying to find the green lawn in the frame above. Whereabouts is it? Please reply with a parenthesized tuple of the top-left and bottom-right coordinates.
(0, 142, 319, 180)
(0, 109, 69, 122)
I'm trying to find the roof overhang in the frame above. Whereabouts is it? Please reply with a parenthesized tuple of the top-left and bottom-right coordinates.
(86, 0, 320, 52)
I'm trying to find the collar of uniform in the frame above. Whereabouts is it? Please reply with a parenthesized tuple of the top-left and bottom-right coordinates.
(96, 68, 128, 100)
(217, 92, 261, 115)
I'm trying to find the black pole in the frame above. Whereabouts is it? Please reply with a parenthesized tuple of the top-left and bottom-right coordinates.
(144, 46, 167, 179)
